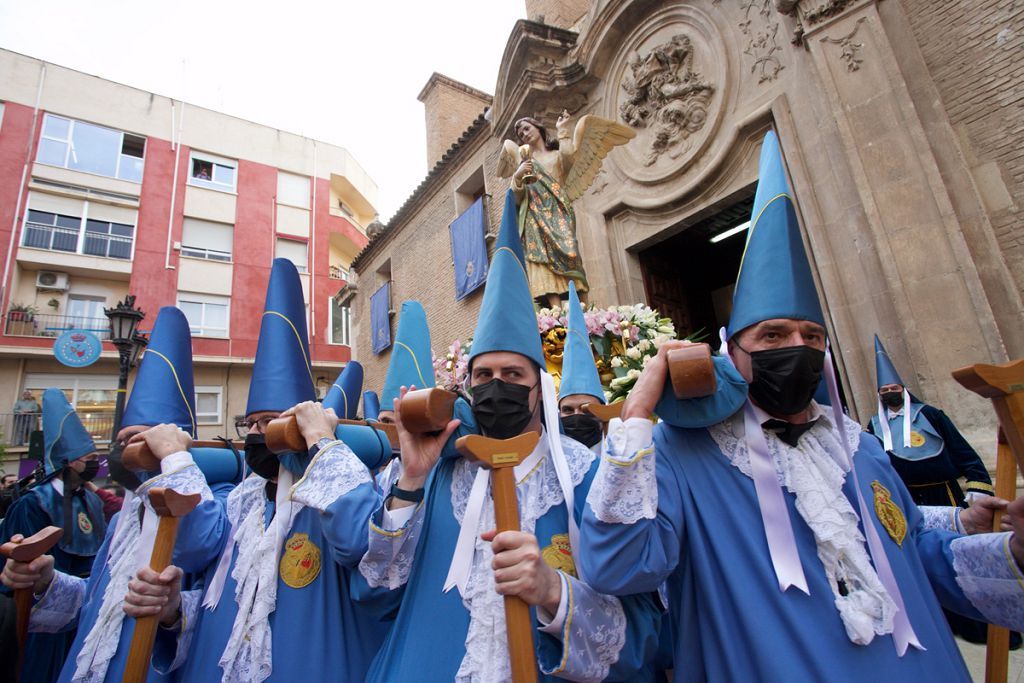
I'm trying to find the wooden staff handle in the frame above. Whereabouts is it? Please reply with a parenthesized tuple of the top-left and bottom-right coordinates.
(667, 343, 716, 399)
(121, 440, 244, 472)
(122, 488, 200, 683)
(264, 416, 399, 454)
(456, 432, 540, 683)
(985, 433, 1015, 683)
(1, 526, 63, 678)
(396, 388, 458, 433)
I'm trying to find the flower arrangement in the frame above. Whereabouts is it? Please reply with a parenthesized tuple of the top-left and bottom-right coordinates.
(433, 303, 699, 403)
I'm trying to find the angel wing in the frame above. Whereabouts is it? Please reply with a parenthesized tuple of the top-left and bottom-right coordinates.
(563, 115, 636, 204)
(496, 139, 521, 179)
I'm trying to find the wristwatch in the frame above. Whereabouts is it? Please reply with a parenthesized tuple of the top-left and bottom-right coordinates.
(388, 482, 425, 503)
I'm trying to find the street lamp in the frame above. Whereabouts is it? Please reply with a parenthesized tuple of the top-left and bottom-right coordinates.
(105, 295, 146, 441)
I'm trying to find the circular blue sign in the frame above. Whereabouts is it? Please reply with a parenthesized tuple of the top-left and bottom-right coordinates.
(53, 330, 102, 368)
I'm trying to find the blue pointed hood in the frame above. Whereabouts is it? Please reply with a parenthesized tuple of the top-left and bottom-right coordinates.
(469, 190, 545, 370)
(121, 307, 197, 436)
(559, 281, 604, 404)
(380, 301, 436, 413)
(363, 391, 380, 420)
(42, 388, 95, 474)
(323, 361, 363, 420)
(246, 258, 315, 415)
(726, 131, 824, 339)
(874, 335, 905, 389)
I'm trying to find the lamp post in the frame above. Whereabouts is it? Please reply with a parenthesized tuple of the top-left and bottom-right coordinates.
(105, 295, 146, 441)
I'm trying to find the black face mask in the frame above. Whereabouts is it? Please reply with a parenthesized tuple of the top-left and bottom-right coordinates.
(106, 442, 142, 492)
(244, 433, 279, 480)
(471, 379, 537, 440)
(79, 459, 100, 482)
(561, 413, 603, 448)
(742, 344, 825, 417)
(880, 391, 904, 409)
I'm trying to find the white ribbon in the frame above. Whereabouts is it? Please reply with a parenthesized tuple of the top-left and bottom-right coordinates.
(539, 370, 581, 572)
(134, 507, 159, 573)
(876, 389, 912, 452)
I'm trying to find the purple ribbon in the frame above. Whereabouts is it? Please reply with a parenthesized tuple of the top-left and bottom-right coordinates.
(823, 345, 923, 655)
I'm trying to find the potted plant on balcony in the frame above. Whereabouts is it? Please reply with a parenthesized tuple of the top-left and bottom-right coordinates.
(7, 303, 38, 336)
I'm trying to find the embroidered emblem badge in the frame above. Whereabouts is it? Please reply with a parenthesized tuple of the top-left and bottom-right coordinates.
(872, 481, 907, 546)
(909, 431, 925, 447)
(77, 511, 93, 534)
(279, 533, 321, 588)
(541, 533, 577, 577)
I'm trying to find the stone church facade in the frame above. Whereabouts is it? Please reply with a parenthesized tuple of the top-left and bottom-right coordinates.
(350, 0, 1023, 453)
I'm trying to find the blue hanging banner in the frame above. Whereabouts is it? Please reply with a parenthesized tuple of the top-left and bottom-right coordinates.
(53, 330, 102, 368)
(371, 281, 392, 355)
(449, 196, 489, 301)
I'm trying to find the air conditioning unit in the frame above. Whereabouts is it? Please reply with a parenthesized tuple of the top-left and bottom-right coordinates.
(36, 271, 70, 291)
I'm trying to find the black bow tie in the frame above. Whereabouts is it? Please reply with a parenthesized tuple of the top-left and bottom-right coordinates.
(762, 418, 819, 448)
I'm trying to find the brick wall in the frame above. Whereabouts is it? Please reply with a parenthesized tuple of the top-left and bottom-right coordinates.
(902, 0, 1024, 299)
(354, 132, 507, 396)
(524, 0, 590, 29)
(418, 74, 493, 170)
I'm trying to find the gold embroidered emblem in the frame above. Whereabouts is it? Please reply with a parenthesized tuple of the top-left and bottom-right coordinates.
(872, 481, 907, 546)
(279, 533, 321, 588)
(541, 533, 577, 577)
(909, 431, 925, 447)
(77, 511, 93, 534)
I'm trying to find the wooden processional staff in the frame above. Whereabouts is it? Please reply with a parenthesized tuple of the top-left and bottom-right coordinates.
(456, 431, 541, 683)
(121, 487, 201, 683)
(1, 526, 63, 678)
(952, 358, 1024, 683)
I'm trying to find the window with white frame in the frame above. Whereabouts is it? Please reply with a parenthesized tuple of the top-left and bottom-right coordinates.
(188, 152, 237, 192)
(23, 194, 136, 260)
(181, 218, 233, 261)
(275, 238, 308, 273)
(177, 292, 230, 337)
(329, 297, 351, 346)
(36, 114, 145, 182)
(194, 386, 223, 424)
(277, 172, 310, 209)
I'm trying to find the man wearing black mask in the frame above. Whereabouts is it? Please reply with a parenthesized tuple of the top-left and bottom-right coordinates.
(353, 190, 660, 682)
(557, 281, 607, 451)
(580, 132, 1024, 681)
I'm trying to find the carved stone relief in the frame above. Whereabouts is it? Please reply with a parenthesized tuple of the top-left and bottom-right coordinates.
(822, 17, 866, 72)
(740, 0, 785, 83)
(619, 34, 715, 167)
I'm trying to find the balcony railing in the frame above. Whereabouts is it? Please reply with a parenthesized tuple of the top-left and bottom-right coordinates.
(0, 411, 114, 446)
(329, 264, 349, 281)
(4, 310, 111, 339)
(22, 221, 133, 260)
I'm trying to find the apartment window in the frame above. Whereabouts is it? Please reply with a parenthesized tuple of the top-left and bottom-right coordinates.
(189, 152, 237, 192)
(195, 386, 223, 424)
(181, 218, 233, 261)
(275, 238, 307, 273)
(177, 292, 229, 337)
(329, 297, 351, 346)
(277, 172, 310, 209)
(66, 295, 108, 332)
(23, 197, 135, 260)
(36, 114, 145, 182)
(23, 210, 80, 252)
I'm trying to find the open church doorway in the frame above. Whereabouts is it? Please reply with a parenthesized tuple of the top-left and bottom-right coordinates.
(638, 195, 754, 343)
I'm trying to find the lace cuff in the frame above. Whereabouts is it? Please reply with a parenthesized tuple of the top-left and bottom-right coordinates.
(538, 573, 628, 681)
(952, 532, 1024, 630)
(919, 506, 963, 533)
(138, 457, 212, 501)
(587, 418, 657, 524)
(358, 501, 426, 589)
(289, 440, 372, 512)
(30, 570, 85, 633)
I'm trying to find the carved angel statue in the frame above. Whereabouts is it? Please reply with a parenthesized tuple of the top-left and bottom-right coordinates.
(497, 110, 635, 307)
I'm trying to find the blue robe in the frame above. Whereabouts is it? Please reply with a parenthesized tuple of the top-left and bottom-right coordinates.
(350, 435, 661, 682)
(580, 415, 1015, 683)
(155, 442, 388, 682)
(1, 483, 105, 683)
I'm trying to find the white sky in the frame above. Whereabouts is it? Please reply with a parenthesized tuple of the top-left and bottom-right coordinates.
(0, 0, 526, 220)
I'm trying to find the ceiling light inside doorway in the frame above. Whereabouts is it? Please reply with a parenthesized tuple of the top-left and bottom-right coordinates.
(709, 220, 751, 244)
